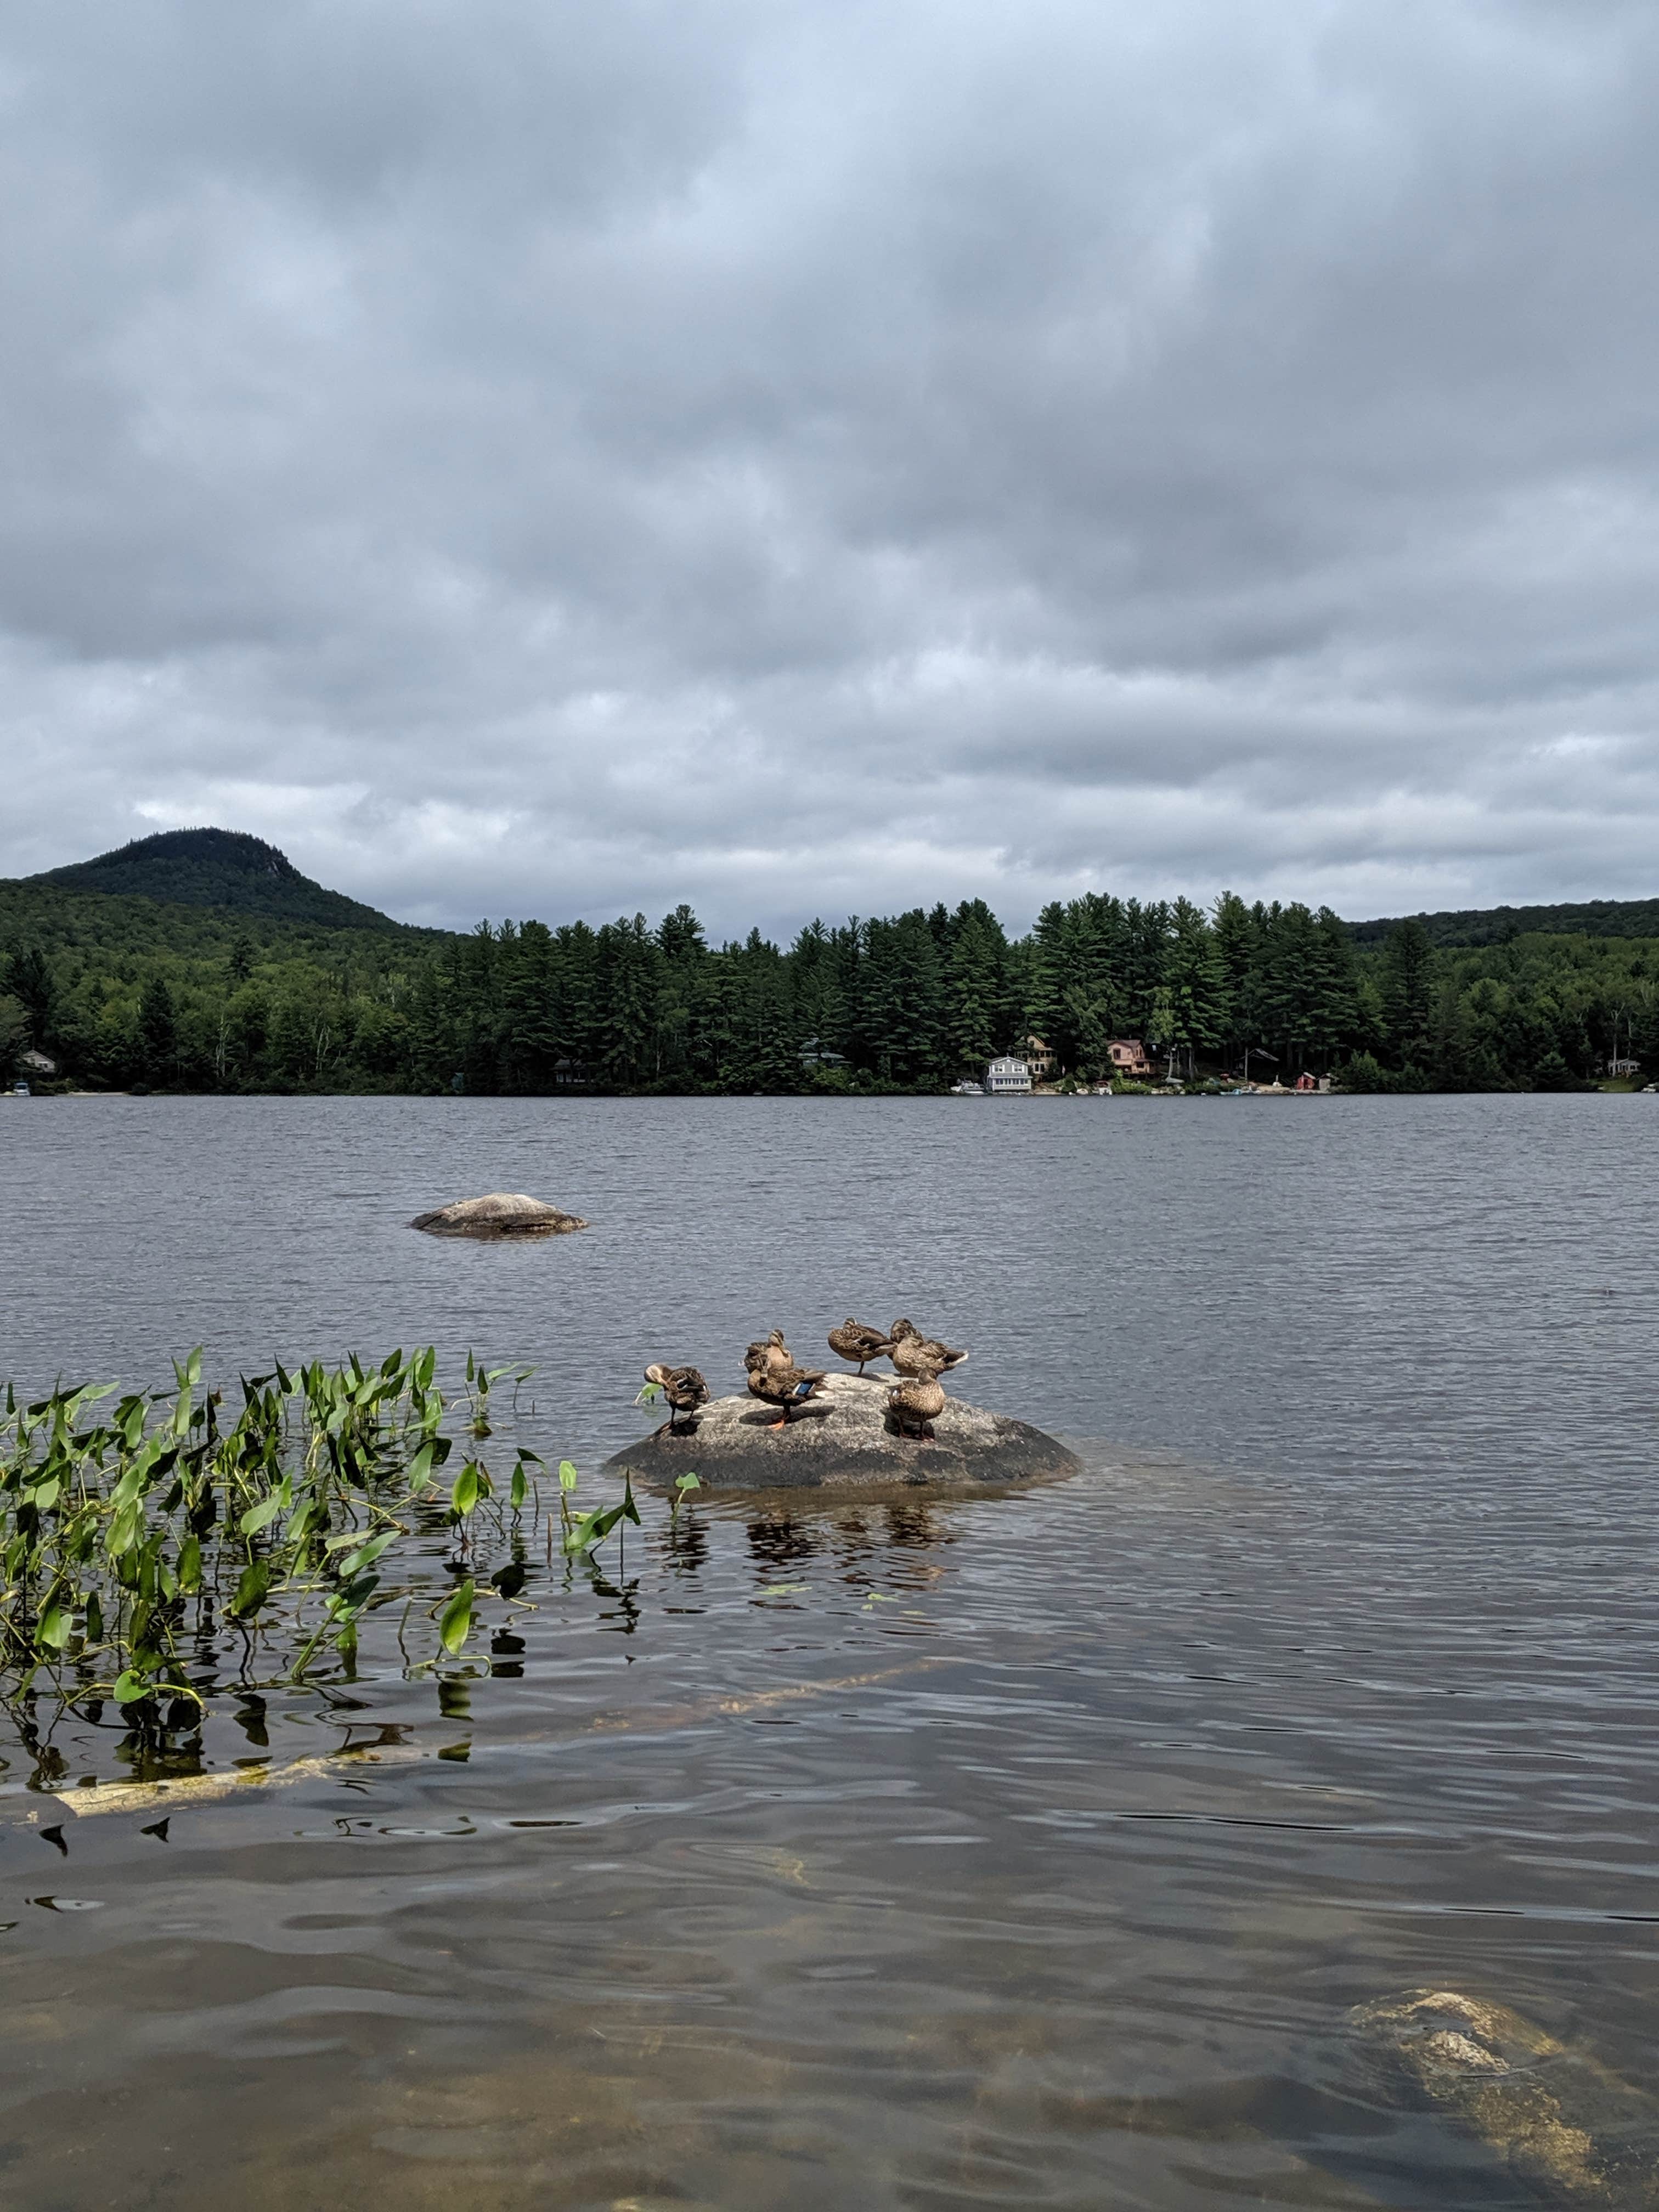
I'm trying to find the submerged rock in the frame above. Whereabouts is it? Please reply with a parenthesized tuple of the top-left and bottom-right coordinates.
(1353, 1988, 1659, 2207)
(606, 1372, 1080, 1489)
(409, 1192, 588, 1239)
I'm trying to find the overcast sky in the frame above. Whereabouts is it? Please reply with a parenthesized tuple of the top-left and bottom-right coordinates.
(2, 0, 1657, 936)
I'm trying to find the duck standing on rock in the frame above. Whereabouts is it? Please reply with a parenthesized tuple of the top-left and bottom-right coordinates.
(827, 1319, 894, 1374)
(747, 1356, 830, 1427)
(889, 1319, 968, 1377)
(888, 1363, 946, 1441)
(744, 1329, 792, 1377)
(643, 1363, 709, 1435)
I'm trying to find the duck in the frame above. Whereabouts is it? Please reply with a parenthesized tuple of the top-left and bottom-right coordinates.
(643, 1363, 709, 1435)
(888, 1319, 968, 1376)
(744, 1329, 792, 1376)
(888, 1365, 946, 1441)
(827, 1318, 894, 1374)
(747, 1358, 830, 1427)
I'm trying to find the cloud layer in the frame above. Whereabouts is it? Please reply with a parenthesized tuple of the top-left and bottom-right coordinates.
(3, 0, 1658, 933)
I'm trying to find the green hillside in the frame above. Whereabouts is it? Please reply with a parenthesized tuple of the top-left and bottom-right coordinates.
(3, 825, 1658, 1094)
(31, 827, 401, 931)
(1350, 895, 1659, 947)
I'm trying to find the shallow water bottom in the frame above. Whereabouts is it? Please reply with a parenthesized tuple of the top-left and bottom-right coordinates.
(3, 1442, 1657, 2210)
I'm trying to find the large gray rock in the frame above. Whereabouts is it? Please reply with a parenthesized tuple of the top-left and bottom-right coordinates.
(409, 1191, 588, 1238)
(606, 1372, 1080, 1489)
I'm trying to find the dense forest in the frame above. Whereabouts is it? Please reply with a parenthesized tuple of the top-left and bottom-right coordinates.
(3, 828, 1657, 1095)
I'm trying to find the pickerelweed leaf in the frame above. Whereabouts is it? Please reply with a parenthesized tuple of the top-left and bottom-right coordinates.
(336, 1531, 396, 1579)
(228, 1559, 271, 1618)
(438, 1579, 475, 1655)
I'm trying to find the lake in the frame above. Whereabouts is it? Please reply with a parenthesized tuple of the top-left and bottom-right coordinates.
(2, 1092, 1657, 2208)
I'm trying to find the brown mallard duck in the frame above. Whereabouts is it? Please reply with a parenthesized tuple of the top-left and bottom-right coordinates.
(888, 1365, 946, 1441)
(644, 1363, 709, 1434)
(827, 1318, 894, 1374)
(744, 1329, 791, 1376)
(747, 1358, 830, 1427)
(888, 1319, 968, 1376)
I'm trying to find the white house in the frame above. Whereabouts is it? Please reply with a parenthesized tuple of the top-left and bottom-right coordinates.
(986, 1055, 1031, 1094)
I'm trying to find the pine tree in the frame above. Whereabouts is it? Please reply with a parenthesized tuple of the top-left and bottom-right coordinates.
(1379, 919, 1435, 1069)
(946, 902, 1005, 1073)
(1163, 898, 1229, 1075)
(138, 973, 178, 1085)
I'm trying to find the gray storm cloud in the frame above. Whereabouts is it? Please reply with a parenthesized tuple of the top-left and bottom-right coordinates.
(2, 0, 1657, 934)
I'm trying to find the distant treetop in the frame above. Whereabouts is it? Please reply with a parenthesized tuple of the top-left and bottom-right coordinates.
(29, 827, 400, 932)
(1349, 896, 1659, 948)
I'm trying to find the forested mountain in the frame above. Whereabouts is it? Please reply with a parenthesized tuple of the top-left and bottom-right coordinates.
(31, 827, 402, 931)
(2, 830, 1655, 1094)
(1351, 895, 1659, 947)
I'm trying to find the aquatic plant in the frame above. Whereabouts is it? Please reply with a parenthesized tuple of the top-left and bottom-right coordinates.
(0, 1349, 630, 1726)
(461, 1350, 534, 1438)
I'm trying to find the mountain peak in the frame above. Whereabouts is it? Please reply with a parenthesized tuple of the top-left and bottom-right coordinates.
(31, 827, 398, 930)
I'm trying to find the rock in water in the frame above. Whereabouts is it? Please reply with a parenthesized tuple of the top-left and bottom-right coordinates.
(409, 1192, 588, 1239)
(1353, 1988, 1659, 2207)
(606, 1372, 1079, 1489)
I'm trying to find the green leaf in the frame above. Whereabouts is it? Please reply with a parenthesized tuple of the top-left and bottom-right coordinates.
(758, 1583, 809, 1596)
(558, 1460, 579, 1492)
(113, 1669, 151, 1704)
(336, 1531, 396, 1579)
(451, 1464, 481, 1518)
(509, 1465, 527, 1510)
(438, 1579, 475, 1655)
(239, 1494, 282, 1537)
(106, 1501, 143, 1559)
(622, 1476, 641, 1527)
(562, 1494, 630, 1555)
(228, 1559, 271, 1618)
(675, 1473, 702, 1493)
(176, 1536, 202, 1592)
(36, 1606, 70, 1651)
(83, 1591, 103, 1644)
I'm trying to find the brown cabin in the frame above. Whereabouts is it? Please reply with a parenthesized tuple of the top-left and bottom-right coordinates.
(1107, 1039, 1152, 1078)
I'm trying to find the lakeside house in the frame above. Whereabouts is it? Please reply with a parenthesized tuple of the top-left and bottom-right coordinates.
(986, 1055, 1032, 1094)
(1106, 1039, 1152, 1078)
(1023, 1034, 1056, 1080)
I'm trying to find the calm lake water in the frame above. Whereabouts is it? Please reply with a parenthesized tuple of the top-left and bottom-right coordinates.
(2, 1092, 1658, 2208)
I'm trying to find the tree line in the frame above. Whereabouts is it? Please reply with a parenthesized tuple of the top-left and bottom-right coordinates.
(3, 889, 1655, 1094)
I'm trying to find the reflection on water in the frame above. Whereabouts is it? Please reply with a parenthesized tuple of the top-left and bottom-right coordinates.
(3, 1096, 1659, 2205)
